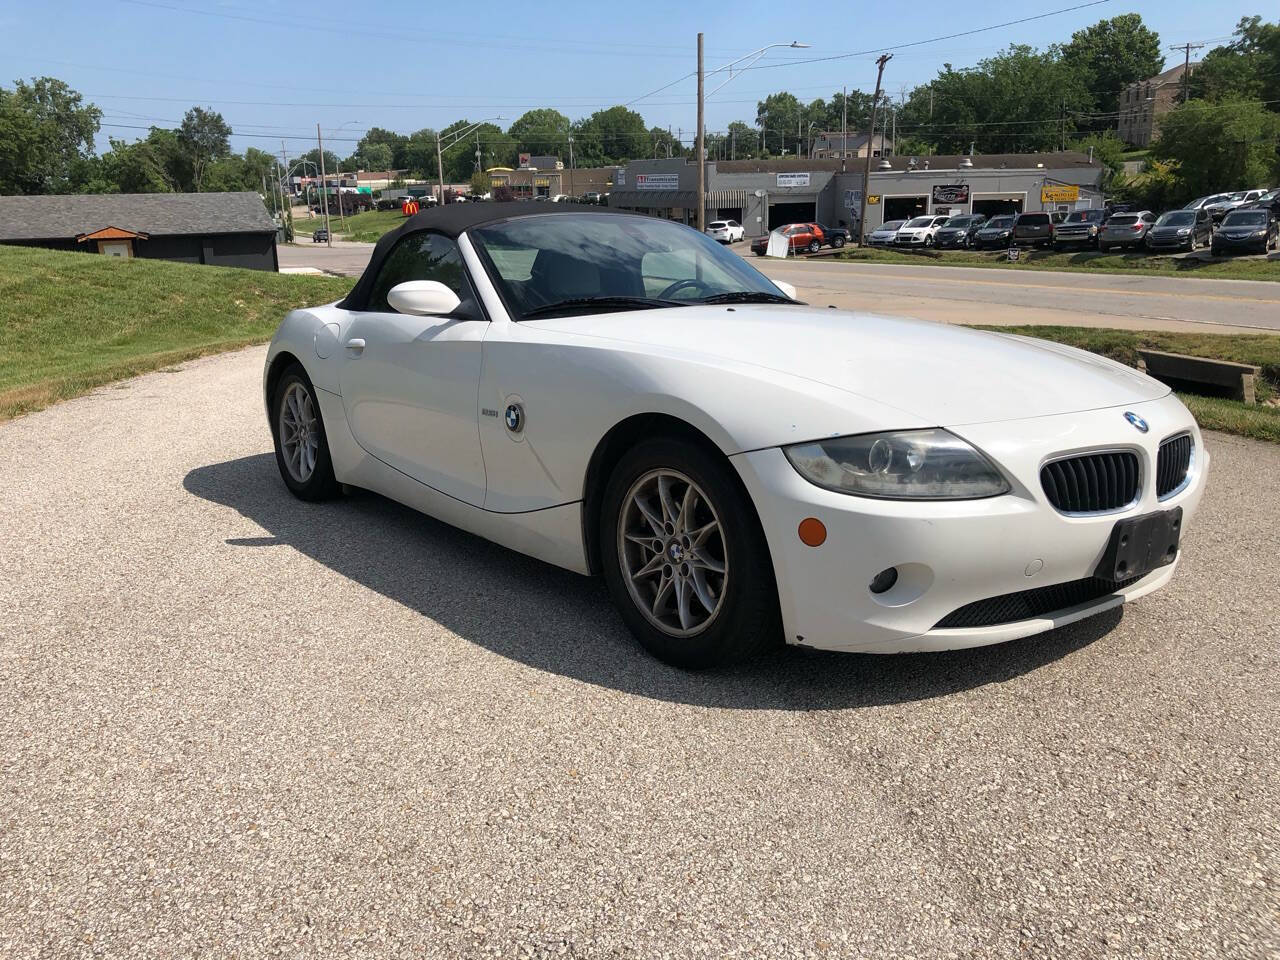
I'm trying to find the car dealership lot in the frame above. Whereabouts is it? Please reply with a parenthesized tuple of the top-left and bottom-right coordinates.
(1, 347, 1276, 958)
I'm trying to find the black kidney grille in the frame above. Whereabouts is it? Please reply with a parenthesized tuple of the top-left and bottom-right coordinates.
(1156, 434, 1193, 499)
(934, 576, 1139, 630)
(1040, 451, 1139, 513)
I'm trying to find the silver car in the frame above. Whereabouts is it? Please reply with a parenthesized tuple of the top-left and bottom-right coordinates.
(1203, 189, 1269, 222)
(866, 219, 907, 246)
(1099, 211, 1157, 251)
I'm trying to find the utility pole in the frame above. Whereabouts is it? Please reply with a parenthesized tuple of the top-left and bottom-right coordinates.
(436, 133, 447, 206)
(568, 133, 575, 198)
(316, 123, 332, 248)
(1169, 42, 1204, 103)
(857, 53, 891, 246)
(841, 86, 848, 173)
(696, 31, 706, 231)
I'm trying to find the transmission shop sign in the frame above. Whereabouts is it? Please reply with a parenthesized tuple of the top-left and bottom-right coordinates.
(931, 184, 970, 204)
(776, 172, 811, 188)
(635, 173, 680, 191)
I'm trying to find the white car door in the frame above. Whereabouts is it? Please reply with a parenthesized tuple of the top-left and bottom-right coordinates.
(338, 230, 489, 506)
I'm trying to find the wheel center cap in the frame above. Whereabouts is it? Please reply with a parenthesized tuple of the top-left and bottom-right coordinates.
(667, 541, 684, 562)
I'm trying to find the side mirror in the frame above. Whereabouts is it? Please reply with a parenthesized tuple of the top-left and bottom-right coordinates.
(773, 280, 798, 300)
(386, 280, 461, 316)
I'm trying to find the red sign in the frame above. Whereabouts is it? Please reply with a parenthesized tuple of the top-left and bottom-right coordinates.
(518, 153, 531, 168)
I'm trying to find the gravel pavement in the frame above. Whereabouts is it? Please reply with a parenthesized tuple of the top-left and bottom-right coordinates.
(1, 346, 1277, 958)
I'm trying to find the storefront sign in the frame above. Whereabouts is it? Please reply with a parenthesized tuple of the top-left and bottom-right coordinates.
(931, 183, 970, 204)
(518, 153, 531, 168)
(1041, 184, 1080, 203)
(635, 173, 679, 191)
(867, 195, 880, 205)
(614, 168, 625, 186)
(776, 172, 811, 188)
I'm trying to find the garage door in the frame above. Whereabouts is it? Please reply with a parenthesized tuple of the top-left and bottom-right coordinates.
(973, 196, 1024, 218)
(883, 196, 927, 221)
(769, 201, 816, 231)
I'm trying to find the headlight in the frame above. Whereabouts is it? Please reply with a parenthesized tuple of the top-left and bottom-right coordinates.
(783, 428, 1010, 500)
(1177, 228, 1190, 235)
(1089, 226, 1098, 234)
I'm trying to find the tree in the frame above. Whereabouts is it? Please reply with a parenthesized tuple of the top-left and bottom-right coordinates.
(1152, 98, 1280, 197)
(756, 91, 801, 155)
(358, 141, 394, 171)
(507, 108, 571, 158)
(296, 147, 340, 175)
(647, 125, 682, 159)
(725, 121, 757, 159)
(1189, 17, 1280, 108)
(0, 77, 101, 194)
(96, 138, 171, 193)
(178, 106, 232, 191)
(573, 106, 648, 165)
(436, 120, 504, 181)
(403, 128, 438, 177)
(470, 170, 490, 196)
(355, 127, 409, 169)
(1062, 14, 1164, 118)
(896, 46, 1093, 154)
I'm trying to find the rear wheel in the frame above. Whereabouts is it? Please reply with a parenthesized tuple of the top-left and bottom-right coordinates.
(600, 438, 780, 668)
(271, 364, 338, 501)
(807, 239, 821, 253)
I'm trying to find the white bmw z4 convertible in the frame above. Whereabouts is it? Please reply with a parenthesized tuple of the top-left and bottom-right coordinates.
(264, 205, 1207, 668)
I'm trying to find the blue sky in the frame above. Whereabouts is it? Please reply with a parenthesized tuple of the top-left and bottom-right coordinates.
(1, 0, 1261, 159)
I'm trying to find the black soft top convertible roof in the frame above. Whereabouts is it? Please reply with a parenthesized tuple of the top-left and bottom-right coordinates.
(340, 202, 646, 311)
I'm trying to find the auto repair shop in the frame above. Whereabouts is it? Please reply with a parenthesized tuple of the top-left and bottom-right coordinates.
(608, 152, 1104, 239)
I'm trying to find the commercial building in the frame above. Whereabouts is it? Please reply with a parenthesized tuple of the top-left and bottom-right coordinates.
(1117, 63, 1196, 147)
(487, 164, 619, 199)
(809, 132, 892, 160)
(608, 152, 1105, 238)
(0, 192, 279, 271)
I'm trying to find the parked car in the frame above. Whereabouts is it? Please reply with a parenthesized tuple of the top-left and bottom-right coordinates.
(706, 220, 745, 244)
(894, 215, 949, 247)
(1050, 210, 1068, 225)
(1245, 188, 1280, 217)
(311, 228, 328, 243)
(816, 223, 850, 248)
(750, 222, 825, 256)
(1211, 208, 1279, 256)
(549, 194, 571, 203)
(1184, 193, 1233, 211)
(866, 219, 907, 246)
(580, 192, 603, 205)
(264, 203, 1205, 668)
(1098, 211, 1157, 251)
(1203, 189, 1268, 222)
(1053, 209, 1108, 249)
(971, 215, 1016, 249)
(932, 214, 988, 249)
(1145, 209, 1214, 253)
(1011, 212, 1054, 248)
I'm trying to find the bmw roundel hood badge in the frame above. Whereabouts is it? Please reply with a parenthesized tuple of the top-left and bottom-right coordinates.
(504, 402, 524, 434)
(1124, 411, 1149, 433)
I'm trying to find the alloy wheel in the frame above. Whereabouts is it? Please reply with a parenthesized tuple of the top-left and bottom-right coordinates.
(279, 382, 319, 483)
(617, 469, 728, 637)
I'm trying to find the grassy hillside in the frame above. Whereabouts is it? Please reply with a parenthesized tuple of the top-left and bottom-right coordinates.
(0, 245, 353, 420)
(293, 208, 406, 243)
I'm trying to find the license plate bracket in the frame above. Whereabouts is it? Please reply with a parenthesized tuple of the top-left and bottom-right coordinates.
(1094, 507, 1183, 582)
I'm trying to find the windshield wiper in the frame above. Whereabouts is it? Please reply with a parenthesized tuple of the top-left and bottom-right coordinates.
(522, 295, 680, 319)
(698, 291, 802, 305)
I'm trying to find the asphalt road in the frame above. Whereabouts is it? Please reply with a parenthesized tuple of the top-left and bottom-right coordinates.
(1, 347, 1277, 958)
(278, 239, 1280, 334)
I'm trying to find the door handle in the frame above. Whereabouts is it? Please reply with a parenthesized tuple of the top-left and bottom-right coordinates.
(346, 338, 365, 355)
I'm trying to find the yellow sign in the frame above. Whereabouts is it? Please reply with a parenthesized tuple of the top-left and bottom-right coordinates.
(534, 177, 550, 187)
(867, 194, 880, 205)
(1041, 184, 1079, 203)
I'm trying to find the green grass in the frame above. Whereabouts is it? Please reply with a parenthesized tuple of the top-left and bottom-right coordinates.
(973, 324, 1280, 443)
(291, 208, 408, 243)
(835, 246, 1280, 281)
(0, 245, 353, 421)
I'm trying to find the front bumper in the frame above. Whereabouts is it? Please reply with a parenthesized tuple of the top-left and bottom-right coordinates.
(895, 234, 929, 245)
(730, 394, 1207, 653)
(1212, 235, 1268, 252)
(934, 234, 967, 248)
(1146, 234, 1192, 250)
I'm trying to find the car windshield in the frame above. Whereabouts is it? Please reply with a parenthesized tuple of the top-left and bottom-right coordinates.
(944, 216, 978, 227)
(904, 217, 934, 228)
(470, 213, 791, 319)
(1065, 210, 1104, 223)
(1018, 214, 1050, 225)
(1223, 211, 1267, 226)
(878, 220, 906, 231)
(708, 221, 727, 229)
(1156, 211, 1195, 226)
(984, 216, 1015, 228)
(1109, 214, 1139, 225)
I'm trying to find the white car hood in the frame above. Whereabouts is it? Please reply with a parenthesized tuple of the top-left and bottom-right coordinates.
(531, 306, 1167, 427)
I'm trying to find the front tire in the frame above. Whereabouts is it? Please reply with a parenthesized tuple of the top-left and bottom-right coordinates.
(807, 239, 821, 253)
(600, 438, 780, 668)
(271, 364, 339, 501)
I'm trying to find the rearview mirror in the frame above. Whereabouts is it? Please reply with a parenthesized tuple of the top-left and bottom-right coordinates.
(386, 280, 461, 316)
(773, 280, 798, 300)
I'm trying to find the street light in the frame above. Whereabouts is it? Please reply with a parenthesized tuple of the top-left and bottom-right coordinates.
(437, 117, 503, 205)
(696, 39, 810, 232)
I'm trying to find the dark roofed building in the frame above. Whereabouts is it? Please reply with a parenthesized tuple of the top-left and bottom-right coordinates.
(0, 192, 279, 271)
